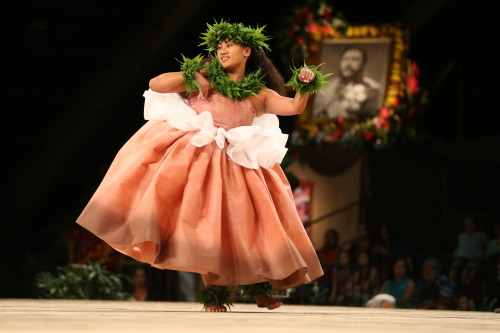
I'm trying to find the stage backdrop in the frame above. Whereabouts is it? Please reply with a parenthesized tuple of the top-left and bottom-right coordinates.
(288, 154, 363, 251)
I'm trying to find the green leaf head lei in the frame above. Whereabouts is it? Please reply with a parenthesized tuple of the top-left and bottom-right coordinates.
(199, 19, 271, 54)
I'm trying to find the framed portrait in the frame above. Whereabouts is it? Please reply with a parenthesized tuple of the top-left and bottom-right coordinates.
(310, 38, 392, 122)
(293, 181, 314, 240)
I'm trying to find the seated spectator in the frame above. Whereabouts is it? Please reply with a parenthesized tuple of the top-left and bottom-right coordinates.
(449, 215, 489, 286)
(347, 249, 379, 306)
(379, 258, 415, 308)
(486, 222, 500, 285)
(413, 257, 456, 309)
(316, 228, 340, 297)
(329, 249, 353, 305)
(130, 266, 148, 301)
(349, 223, 372, 260)
(371, 224, 408, 283)
(366, 293, 396, 308)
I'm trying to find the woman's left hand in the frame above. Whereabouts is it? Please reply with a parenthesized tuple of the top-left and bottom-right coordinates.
(298, 68, 315, 83)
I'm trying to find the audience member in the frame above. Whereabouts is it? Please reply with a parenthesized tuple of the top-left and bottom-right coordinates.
(347, 249, 379, 306)
(379, 258, 415, 308)
(130, 266, 148, 301)
(316, 228, 340, 297)
(366, 293, 396, 308)
(413, 257, 456, 310)
(349, 223, 372, 260)
(329, 249, 353, 305)
(486, 221, 500, 285)
(371, 224, 408, 283)
(449, 215, 489, 286)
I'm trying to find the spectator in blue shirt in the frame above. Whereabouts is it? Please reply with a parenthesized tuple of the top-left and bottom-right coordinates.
(413, 257, 456, 309)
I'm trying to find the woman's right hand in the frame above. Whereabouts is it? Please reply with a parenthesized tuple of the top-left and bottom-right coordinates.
(194, 71, 210, 99)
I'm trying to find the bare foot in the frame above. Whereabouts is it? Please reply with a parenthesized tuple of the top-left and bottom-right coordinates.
(205, 303, 227, 312)
(255, 294, 283, 310)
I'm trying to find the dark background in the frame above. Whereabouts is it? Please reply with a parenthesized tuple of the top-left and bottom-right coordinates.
(2, 0, 498, 298)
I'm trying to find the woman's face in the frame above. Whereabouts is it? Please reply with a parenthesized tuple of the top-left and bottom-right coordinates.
(393, 259, 407, 278)
(217, 40, 250, 70)
(325, 230, 338, 247)
(358, 251, 369, 266)
(339, 251, 349, 265)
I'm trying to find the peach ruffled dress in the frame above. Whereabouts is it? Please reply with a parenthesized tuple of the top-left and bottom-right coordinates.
(76, 89, 323, 290)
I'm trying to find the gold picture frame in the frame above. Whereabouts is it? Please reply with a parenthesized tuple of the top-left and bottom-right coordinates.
(309, 38, 392, 122)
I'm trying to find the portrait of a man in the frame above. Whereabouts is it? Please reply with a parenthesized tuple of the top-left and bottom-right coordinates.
(311, 38, 391, 120)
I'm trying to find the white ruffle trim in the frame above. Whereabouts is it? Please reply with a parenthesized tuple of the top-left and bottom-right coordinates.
(143, 89, 289, 169)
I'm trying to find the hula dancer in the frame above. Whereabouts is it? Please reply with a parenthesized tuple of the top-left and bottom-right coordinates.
(77, 19, 330, 312)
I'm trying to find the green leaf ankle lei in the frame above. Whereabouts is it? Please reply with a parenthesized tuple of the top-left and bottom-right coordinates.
(195, 286, 235, 310)
(180, 55, 266, 100)
(285, 62, 332, 96)
(239, 282, 274, 300)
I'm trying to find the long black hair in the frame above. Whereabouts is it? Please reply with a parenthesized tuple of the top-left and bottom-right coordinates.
(247, 49, 286, 96)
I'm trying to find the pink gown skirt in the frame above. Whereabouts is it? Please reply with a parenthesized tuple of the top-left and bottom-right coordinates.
(76, 92, 323, 290)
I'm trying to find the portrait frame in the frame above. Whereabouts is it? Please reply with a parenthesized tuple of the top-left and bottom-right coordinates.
(293, 180, 314, 240)
(309, 38, 392, 122)
(281, 21, 416, 148)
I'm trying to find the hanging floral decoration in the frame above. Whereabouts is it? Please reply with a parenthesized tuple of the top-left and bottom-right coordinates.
(275, 1, 422, 149)
(66, 228, 123, 272)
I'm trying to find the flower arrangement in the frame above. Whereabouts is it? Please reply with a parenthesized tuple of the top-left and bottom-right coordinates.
(276, 0, 422, 149)
(66, 228, 123, 272)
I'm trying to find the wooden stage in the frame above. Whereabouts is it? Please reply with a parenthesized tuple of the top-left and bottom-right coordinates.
(0, 299, 498, 332)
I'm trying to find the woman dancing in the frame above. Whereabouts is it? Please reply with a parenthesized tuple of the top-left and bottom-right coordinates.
(77, 20, 330, 312)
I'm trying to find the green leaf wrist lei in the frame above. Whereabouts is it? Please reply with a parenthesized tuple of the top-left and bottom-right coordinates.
(285, 63, 332, 96)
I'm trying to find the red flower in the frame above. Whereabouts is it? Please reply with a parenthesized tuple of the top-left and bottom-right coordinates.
(337, 116, 344, 125)
(411, 61, 420, 76)
(307, 23, 319, 35)
(297, 37, 305, 46)
(324, 7, 332, 20)
(380, 107, 390, 119)
(307, 12, 315, 20)
(333, 129, 344, 140)
(288, 27, 296, 37)
(407, 76, 420, 95)
(392, 98, 400, 107)
(381, 118, 389, 130)
(300, 6, 310, 15)
(321, 26, 330, 36)
(365, 132, 374, 141)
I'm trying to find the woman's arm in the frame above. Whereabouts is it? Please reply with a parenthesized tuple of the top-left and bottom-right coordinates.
(149, 72, 187, 93)
(259, 89, 310, 116)
(379, 280, 389, 294)
(259, 68, 315, 116)
(403, 279, 416, 301)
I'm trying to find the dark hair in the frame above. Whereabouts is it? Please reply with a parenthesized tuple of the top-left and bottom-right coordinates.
(340, 47, 367, 65)
(247, 49, 286, 96)
(423, 257, 442, 272)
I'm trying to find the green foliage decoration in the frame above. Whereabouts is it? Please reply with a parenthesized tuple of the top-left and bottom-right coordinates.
(34, 261, 132, 300)
(285, 62, 332, 96)
(195, 285, 235, 310)
(205, 58, 266, 100)
(239, 282, 274, 299)
(199, 19, 271, 53)
(179, 54, 203, 95)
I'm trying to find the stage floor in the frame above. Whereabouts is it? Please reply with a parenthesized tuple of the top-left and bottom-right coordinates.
(0, 299, 498, 333)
